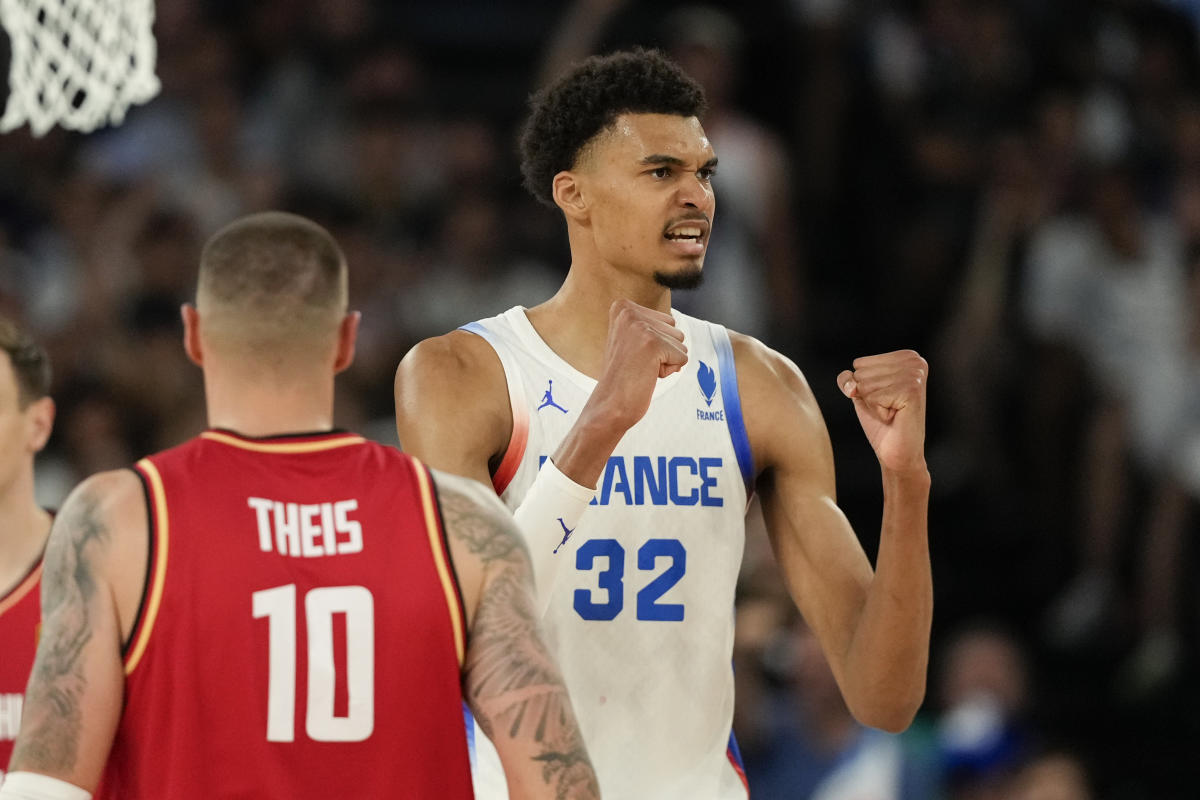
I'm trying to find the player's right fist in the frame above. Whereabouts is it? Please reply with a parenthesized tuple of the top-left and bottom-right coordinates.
(589, 299, 688, 432)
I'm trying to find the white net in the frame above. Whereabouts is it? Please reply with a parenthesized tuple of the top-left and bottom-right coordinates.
(1, 0, 160, 136)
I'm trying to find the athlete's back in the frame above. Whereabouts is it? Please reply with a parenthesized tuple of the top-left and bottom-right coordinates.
(98, 429, 471, 799)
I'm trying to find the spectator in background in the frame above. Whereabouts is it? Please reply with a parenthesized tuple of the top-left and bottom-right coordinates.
(1010, 752, 1094, 800)
(934, 624, 1033, 800)
(662, 6, 804, 345)
(1023, 161, 1191, 652)
(396, 189, 560, 341)
(1116, 178, 1200, 697)
(741, 613, 941, 800)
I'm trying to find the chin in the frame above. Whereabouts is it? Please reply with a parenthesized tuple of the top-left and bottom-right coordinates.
(653, 265, 705, 290)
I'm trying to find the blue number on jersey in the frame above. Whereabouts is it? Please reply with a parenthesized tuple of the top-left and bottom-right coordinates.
(573, 539, 625, 620)
(574, 539, 686, 621)
(637, 539, 686, 621)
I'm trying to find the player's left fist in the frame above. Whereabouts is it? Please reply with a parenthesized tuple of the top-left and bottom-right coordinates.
(837, 350, 928, 475)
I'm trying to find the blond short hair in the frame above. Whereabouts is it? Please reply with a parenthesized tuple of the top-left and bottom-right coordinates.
(197, 212, 348, 359)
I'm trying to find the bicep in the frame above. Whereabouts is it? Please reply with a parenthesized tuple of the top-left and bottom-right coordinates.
(394, 334, 509, 486)
(10, 473, 135, 791)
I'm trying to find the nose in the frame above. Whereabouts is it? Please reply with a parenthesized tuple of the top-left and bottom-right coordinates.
(678, 173, 713, 209)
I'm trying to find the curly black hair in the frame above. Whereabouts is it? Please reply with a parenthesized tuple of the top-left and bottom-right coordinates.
(519, 48, 707, 208)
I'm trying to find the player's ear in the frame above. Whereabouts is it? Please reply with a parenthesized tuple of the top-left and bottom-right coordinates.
(24, 395, 55, 453)
(333, 311, 360, 374)
(181, 303, 204, 367)
(552, 171, 588, 222)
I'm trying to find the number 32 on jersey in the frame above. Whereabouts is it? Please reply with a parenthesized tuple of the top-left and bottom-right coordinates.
(574, 538, 686, 622)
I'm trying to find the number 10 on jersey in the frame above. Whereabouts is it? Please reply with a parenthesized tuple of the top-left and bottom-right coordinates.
(252, 584, 375, 742)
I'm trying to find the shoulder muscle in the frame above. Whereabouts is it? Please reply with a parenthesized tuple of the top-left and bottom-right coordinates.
(730, 331, 833, 487)
(394, 331, 512, 483)
(51, 469, 148, 641)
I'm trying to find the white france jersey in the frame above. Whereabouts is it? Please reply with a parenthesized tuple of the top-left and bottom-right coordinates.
(461, 306, 754, 800)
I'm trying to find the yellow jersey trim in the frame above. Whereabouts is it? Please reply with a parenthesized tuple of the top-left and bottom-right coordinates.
(125, 459, 170, 675)
(413, 460, 466, 667)
(199, 431, 366, 454)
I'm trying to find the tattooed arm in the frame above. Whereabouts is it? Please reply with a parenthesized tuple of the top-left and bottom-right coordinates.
(7, 470, 147, 793)
(433, 471, 600, 800)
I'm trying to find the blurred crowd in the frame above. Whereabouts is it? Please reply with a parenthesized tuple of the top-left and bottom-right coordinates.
(2, 0, 1199, 797)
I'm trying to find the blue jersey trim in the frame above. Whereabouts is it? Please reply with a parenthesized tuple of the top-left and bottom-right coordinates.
(463, 702, 476, 768)
(460, 320, 490, 340)
(712, 327, 755, 496)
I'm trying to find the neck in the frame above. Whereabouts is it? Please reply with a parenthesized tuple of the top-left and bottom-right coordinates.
(0, 466, 52, 596)
(203, 365, 336, 437)
(526, 244, 673, 378)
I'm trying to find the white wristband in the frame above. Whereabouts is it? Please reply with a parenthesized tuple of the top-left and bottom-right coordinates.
(513, 458, 595, 614)
(0, 773, 92, 800)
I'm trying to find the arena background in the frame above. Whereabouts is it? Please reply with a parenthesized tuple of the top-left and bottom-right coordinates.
(2, 0, 1198, 796)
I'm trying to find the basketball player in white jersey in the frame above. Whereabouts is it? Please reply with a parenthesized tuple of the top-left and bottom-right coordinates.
(395, 49, 932, 800)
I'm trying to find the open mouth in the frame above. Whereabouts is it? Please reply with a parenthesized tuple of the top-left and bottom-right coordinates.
(663, 220, 709, 254)
(664, 226, 704, 244)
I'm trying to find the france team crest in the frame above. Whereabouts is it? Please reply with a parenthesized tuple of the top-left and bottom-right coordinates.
(698, 361, 717, 407)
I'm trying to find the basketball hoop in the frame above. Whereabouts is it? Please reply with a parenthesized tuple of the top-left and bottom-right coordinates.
(1, 0, 160, 136)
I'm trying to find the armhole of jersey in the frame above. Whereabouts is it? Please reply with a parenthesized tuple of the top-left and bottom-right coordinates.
(120, 467, 154, 660)
(460, 321, 529, 496)
(711, 325, 756, 500)
(411, 458, 467, 668)
(124, 459, 170, 675)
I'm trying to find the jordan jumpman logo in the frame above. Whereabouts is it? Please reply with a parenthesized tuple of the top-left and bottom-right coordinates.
(553, 518, 575, 553)
(538, 379, 568, 413)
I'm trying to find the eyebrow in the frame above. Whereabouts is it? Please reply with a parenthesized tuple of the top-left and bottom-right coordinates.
(640, 155, 719, 169)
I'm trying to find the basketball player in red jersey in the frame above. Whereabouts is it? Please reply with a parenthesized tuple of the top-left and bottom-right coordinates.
(1, 212, 599, 800)
(0, 318, 55, 784)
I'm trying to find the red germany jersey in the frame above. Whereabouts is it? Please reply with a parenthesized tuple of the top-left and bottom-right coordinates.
(0, 557, 41, 776)
(98, 430, 471, 799)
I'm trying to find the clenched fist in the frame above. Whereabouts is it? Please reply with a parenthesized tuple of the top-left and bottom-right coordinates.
(837, 350, 928, 475)
(589, 299, 688, 433)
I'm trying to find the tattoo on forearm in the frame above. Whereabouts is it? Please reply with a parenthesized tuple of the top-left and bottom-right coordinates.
(11, 489, 110, 774)
(440, 486, 600, 800)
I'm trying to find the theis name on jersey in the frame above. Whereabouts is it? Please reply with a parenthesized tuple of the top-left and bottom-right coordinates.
(539, 454, 727, 507)
(247, 497, 363, 558)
